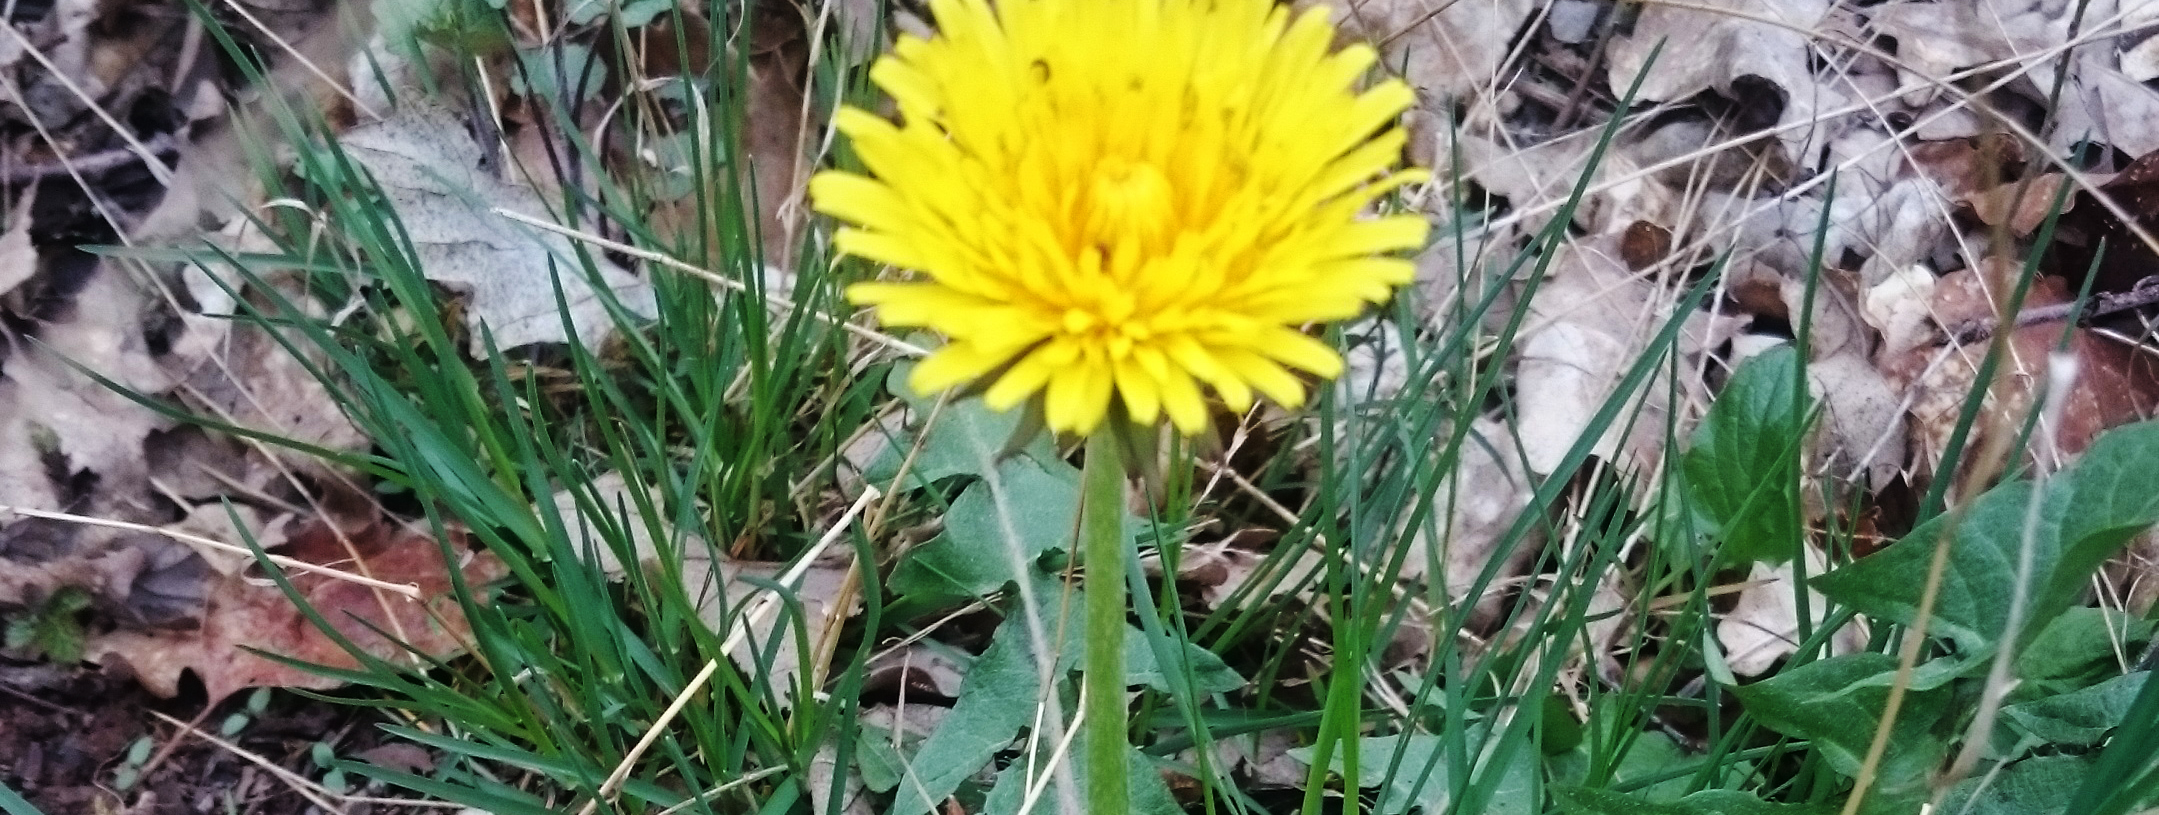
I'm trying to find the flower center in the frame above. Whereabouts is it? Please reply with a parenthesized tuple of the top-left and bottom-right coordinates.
(1085, 157, 1175, 247)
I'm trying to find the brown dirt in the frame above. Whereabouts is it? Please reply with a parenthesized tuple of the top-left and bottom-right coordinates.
(1, 663, 438, 815)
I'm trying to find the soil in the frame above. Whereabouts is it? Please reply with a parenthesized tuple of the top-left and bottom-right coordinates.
(0, 663, 439, 815)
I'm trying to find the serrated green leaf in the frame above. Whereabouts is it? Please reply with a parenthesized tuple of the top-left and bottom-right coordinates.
(1682, 345, 1810, 566)
(890, 459, 1082, 602)
(889, 609, 1068, 815)
(865, 372, 1057, 490)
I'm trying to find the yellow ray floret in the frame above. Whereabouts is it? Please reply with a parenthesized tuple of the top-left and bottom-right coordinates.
(810, 0, 1429, 435)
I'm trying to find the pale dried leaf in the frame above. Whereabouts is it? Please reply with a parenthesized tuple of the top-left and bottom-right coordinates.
(339, 104, 658, 352)
(0, 187, 35, 297)
(1308, 0, 1540, 101)
(1718, 553, 1867, 677)
(1514, 236, 1675, 474)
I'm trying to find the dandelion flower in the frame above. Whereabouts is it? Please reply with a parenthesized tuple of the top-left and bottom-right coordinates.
(812, 0, 1428, 435)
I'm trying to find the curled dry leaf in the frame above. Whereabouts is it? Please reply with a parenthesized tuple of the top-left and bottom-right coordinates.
(1605, 0, 1835, 155)
(85, 519, 507, 704)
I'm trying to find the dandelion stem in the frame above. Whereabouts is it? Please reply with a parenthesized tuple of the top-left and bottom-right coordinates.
(1081, 429, 1130, 815)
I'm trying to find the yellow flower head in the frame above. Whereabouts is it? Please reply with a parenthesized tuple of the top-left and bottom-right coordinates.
(811, 0, 1428, 435)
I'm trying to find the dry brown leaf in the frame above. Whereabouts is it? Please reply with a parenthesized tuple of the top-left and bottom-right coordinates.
(1881, 264, 2159, 482)
(1403, 417, 1536, 623)
(1963, 173, 2085, 237)
(1514, 235, 1698, 475)
(1605, 0, 1834, 153)
(1807, 352, 1907, 492)
(86, 519, 506, 704)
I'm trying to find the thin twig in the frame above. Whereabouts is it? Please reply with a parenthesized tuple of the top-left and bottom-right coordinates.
(1949, 276, 2159, 345)
(0, 133, 180, 185)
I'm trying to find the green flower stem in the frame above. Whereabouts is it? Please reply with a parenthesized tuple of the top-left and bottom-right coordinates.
(1081, 429, 1129, 815)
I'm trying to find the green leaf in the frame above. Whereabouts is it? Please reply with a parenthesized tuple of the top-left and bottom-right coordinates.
(1553, 787, 1838, 815)
(2016, 608, 2153, 683)
(1123, 634, 1245, 694)
(2003, 672, 2149, 748)
(980, 741, 1182, 815)
(1682, 345, 1810, 566)
(866, 375, 1056, 490)
(890, 610, 1070, 815)
(1729, 654, 1949, 799)
(1814, 421, 2159, 657)
(890, 459, 1081, 602)
(1939, 754, 2096, 815)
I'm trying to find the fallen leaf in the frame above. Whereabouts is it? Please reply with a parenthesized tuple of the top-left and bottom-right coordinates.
(1514, 234, 1703, 475)
(1718, 551, 1868, 677)
(85, 519, 506, 704)
(1605, 0, 1834, 154)
(1881, 263, 2159, 482)
(339, 103, 658, 353)
(1307, 0, 1540, 102)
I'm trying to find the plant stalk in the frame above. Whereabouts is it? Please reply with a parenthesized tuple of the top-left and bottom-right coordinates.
(1081, 429, 1129, 815)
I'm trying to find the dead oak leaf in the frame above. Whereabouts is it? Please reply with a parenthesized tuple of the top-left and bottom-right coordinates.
(86, 519, 506, 704)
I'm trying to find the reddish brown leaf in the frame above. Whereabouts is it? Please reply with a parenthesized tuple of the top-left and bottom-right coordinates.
(87, 520, 505, 704)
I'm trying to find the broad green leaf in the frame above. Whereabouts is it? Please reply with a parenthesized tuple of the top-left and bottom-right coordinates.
(2015, 608, 2152, 684)
(1124, 633, 1245, 694)
(980, 742, 1182, 815)
(1729, 654, 1948, 799)
(2037, 423, 2159, 640)
(2003, 671, 2149, 748)
(1682, 345, 1810, 565)
(866, 372, 1056, 490)
(889, 459, 1081, 602)
(1814, 421, 2159, 657)
(889, 611, 1067, 815)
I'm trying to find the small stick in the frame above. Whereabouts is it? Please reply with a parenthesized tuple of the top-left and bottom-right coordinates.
(1947, 276, 2159, 345)
(0, 506, 424, 600)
